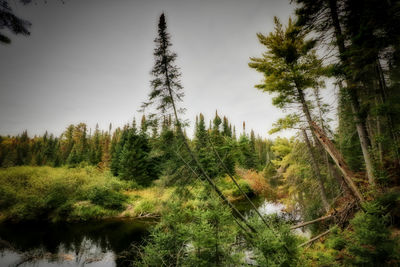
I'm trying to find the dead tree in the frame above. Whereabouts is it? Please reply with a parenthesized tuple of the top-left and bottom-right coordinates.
(311, 121, 364, 203)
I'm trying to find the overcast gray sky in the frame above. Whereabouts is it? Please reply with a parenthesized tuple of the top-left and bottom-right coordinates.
(0, 0, 336, 138)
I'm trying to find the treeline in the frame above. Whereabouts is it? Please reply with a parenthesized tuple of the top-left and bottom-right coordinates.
(0, 112, 274, 186)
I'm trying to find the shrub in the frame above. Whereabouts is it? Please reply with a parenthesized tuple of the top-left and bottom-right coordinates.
(239, 169, 276, 199)
(231, 179, 254, 198)
(87, 186, 127, 210)
(249, 213, 302, 267)
(343, 202, 400, 266)
(135, 192, 244, 266)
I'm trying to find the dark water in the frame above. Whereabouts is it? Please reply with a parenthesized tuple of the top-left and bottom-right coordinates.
(0, 200, 309, 267)
(0, 219, 152, 267)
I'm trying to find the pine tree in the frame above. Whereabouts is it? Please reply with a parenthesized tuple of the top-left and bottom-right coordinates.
(141, 13, 255, 233)
(222, 116, 232, 137)
(110, 126, 129, 176)
(194, 113, 218, 177)
(89, 124, 102, 165)
(294, 0, 384, 184)
(0, 0, 31, 44)
(249, 17, 330, 210)
(118, 124, 158, 186)
(238, 134, 257, 170)
(141, 13, 184, 120)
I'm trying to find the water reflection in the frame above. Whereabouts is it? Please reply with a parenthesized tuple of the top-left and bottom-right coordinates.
(0, 219, 151, 267)
(256, 200, 311, 238)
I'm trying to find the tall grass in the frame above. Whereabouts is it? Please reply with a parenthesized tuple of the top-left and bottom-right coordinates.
(0, 166, 128, 222)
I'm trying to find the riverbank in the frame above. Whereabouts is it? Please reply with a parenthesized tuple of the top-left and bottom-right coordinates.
(0, 166, 273, 222)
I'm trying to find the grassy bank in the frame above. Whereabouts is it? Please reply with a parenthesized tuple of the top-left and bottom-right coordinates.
(0, 166, 130, 222)
(0, 166, 269, 222)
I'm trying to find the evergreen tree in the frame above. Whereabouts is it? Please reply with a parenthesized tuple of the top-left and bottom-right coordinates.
(249, 17, 331, 210)
(110, 126, 129, 176)
(89, 124, 102, 165)
(141, 13, 184, 120)
(194, 113, 218, 177)
(222, 116, 232, 137)
(118, 124, 158, 186)
(238, 134, 257, 170)
(0, 0, 31, 44)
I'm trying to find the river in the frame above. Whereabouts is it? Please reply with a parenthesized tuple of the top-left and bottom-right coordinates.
(0, 219, 150, 267)
(0, 200, 308, 267)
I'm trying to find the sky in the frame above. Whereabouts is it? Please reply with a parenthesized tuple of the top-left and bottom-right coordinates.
(0, 0, 338, 138)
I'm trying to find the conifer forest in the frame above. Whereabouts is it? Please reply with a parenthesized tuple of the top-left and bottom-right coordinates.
(1, 0, 400, 266)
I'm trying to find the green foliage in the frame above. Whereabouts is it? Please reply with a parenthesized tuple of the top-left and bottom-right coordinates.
(141, 12, 184, 118)
(325, 227, 346, 251)
(136, 200, 191, 266)
(136, 191, 243, 266)
(134, 199, 158, 215)
(237, 134, 257, 170)
(0, 166, 128, 221)
(87, 186, 127, 210)
(110, 122, 159, 187)
(342, 202, 400, 266)
(249, 17, 326, 110)
(249, 213, 302, 267)
(231, 179, 254, 198)
(269, 114, 301, 134)
(185, 194, 242, 266)
(302, 241, 341, 267)
(307, 201, 400, 267)
(193, 112, 237, 178)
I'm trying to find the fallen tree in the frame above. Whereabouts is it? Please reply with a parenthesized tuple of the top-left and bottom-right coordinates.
(311, 121, 365, 203)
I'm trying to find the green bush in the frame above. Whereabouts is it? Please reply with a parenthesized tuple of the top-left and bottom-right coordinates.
(136, 191, 244, 266)
(343, 202, 400, 266)
(232, 179, 254, 198)
(87, 186, 127, 210)
(249, 213, 302, 267)
(325, 227, 346, 251)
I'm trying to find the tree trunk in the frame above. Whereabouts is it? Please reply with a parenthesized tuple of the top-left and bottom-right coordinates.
(376, 59, 400, 164)
(350, 96, 376, 185)
(311, 122, 365, 203)
(295, 88, 329, 211)
(302, 129, 330, 212)
(330, 161, 351, 195)
(328, 0, 376, 185)
(291, 215, 333, 230)
(162, 44, 256, 234)
(313, 87, 349, 192)
(374, 95, 384, 165)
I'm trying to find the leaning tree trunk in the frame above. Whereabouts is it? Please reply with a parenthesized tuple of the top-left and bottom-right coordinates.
(302, 129, 330, 212)
(376, 59, 400, 164)
(314, 87, 350, 193)
(328, 0, 376, 185)
(311, 122, 365, 203)
(296, 87, 330, 211)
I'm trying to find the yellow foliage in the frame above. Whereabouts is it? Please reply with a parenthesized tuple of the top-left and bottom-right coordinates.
(237, 168, 276, 200)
